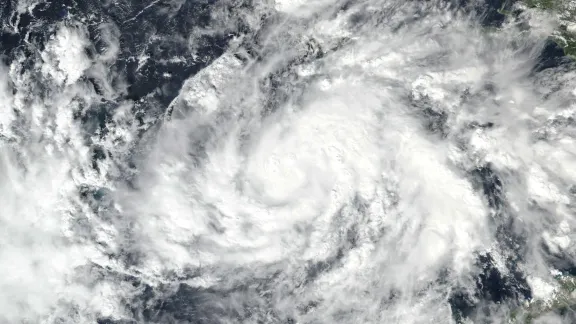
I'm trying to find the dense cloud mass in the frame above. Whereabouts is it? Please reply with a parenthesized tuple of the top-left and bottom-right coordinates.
(1, 0, 576, 323)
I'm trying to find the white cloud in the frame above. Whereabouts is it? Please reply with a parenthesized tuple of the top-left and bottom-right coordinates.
(2, 0, 576, 323)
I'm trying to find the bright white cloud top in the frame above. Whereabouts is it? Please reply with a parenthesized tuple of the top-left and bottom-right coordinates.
(1, 0, 576, 323)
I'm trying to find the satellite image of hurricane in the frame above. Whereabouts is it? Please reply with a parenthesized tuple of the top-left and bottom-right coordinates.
(3, 0, 576, 323)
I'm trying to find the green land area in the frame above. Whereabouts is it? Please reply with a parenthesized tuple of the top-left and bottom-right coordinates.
(508, 274, 576, 323)
(505, 1, 575, 318)
(481, 2, 576, 322)
(522, 0, 576, 57)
